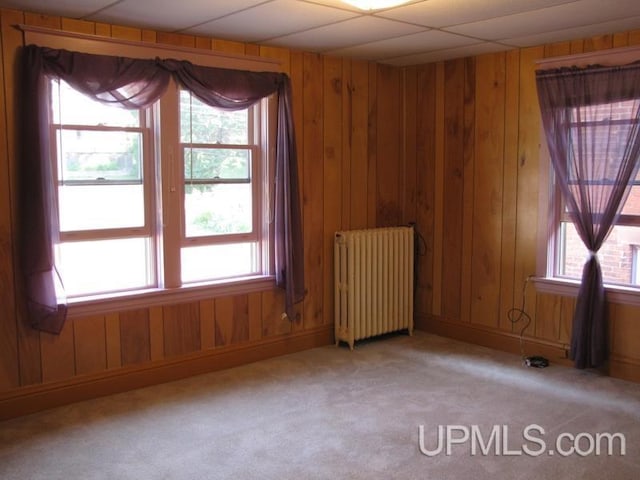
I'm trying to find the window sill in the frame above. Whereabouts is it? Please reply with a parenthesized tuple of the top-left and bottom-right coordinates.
(532, 276, 640, 307)
(66, 275, 276, 319)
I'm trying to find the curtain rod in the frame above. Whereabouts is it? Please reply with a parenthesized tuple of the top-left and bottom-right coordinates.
(14, 24, 282, 73)
(535, 43, 640, 70)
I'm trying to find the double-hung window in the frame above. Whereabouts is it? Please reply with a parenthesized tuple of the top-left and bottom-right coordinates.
(544, 99, 640, 290)
(50, 79, 271, 303)
(52, 79, 155, 296)
(179, 90, 264, 284)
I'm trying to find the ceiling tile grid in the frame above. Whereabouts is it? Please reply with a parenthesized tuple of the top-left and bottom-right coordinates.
(1, 0, 640, 64)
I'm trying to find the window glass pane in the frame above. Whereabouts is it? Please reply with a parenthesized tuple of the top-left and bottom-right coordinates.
(621, 170, 640, 215)
(180, 90, 248, 144)
(181, 243, 258, 283)
(52, 80, 140, 127)
(57, 238, 153, 296)
(184, 148, 250, 180)
(558, 222, 640, 286)
(568, 100, 640, 183)
(59, 184, 144, 231)
(57, 130, 143, 183)
(184, 183, 252, 237)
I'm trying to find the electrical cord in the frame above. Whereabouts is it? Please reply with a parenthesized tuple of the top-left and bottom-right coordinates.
(507, 275, 534, 361)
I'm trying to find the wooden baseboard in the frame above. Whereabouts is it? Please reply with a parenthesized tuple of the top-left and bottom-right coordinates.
(416, 314, 571, 363)
(416, 314, 640, 383)
(0, 325, 333, 420)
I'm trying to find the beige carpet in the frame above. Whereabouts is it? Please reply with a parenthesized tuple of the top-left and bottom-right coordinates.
(1, 331, 639, 479)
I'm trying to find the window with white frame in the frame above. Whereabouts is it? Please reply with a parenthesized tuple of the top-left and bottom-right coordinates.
(547, 99, 640, 288)
(179, 90, 264, 283)
(51, 79, 271, 299)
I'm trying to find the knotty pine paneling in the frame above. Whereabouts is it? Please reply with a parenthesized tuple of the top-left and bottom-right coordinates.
(120, 309, 151, 366)
(0, 6, 399, 398)
(375, 64, 403, 227)
(199, 299, 216, 350)
(402, 66, 418, 227)
(262, 289, 291, 338)
(214, 295, 250, 347)
(105, 313, 121, 369)
(302, 52, 325, 329)
(40, 320, 75, 383)
(431, 63, 445, 316)
(460, 56, 476, 324)
(0, 9, 17, 390)
(409, 26, 640, 376)
(441, 58, 465, 320)
(498, 49, 520, 333)
(470, 52, 506, 329)
(323, 55, 343, 328)
(413, 63, 436, 317)
(513, 45, 543, 332)
(73, 315, 107, 376)
(163, 303, 201, 357)
(349, 60, 370, 230)
(3, 6, 640, 404)
(611, 304, 640, 361)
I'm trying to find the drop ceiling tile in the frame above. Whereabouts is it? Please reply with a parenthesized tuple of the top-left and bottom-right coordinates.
(0, 0, 114, 17)
(377, 0, 577, 28)
(182, 0, 360, 42)
(382, 42, 512, 66)
(503, 15, 640, 48)
(445, 0, 640, 41)
(85, 0, 267, 31)
(326, 29, 476, 60)
(265, 15, 426, 52)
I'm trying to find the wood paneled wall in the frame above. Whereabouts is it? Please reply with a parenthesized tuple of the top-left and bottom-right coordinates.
(2, 7, 640, 416)
(409, 30, 640, 382)
(0, 7, 408, 415)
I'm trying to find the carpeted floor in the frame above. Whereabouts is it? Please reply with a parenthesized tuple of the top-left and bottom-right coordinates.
(1, 331, 639, 479)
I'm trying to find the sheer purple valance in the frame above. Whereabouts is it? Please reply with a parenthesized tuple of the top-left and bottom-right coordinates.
(19, 44, 304, 333)
(536, 62, 640, 369)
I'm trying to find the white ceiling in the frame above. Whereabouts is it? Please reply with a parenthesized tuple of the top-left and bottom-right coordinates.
(2, 0, 640, 65)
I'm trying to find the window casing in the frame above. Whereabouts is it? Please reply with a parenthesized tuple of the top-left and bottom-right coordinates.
(179, 90, 263, 284)
(50, 78, 273, 304)
(539, 98, 640, 300)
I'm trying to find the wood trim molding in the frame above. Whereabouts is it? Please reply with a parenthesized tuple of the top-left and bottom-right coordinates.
(0, 325, 333, 420)
(416, 314, 640, 384)
(415, 315, 640, 383)
(416, 313, 571, 363)
(535, 44, 640, 69)
(16, 24, 282, 72)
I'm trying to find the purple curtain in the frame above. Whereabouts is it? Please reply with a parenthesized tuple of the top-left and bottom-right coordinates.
(536, 63, 640, 368)
(19, 44, 304, 333)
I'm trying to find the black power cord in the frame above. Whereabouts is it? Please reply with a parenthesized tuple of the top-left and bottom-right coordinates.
(507, 275, 549, 368)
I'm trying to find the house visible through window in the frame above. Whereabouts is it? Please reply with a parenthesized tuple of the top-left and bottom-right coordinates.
(550, 98, 640, 288)
(51, 79, 270, 298)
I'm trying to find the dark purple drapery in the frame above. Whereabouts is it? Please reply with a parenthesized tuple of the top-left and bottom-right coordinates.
(536, 63, 640, 368)
(19, 44, 304, 333)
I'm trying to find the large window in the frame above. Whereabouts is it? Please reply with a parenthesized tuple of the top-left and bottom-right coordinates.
(547, 98, 640, 289)
(51, 79, 270, 299)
